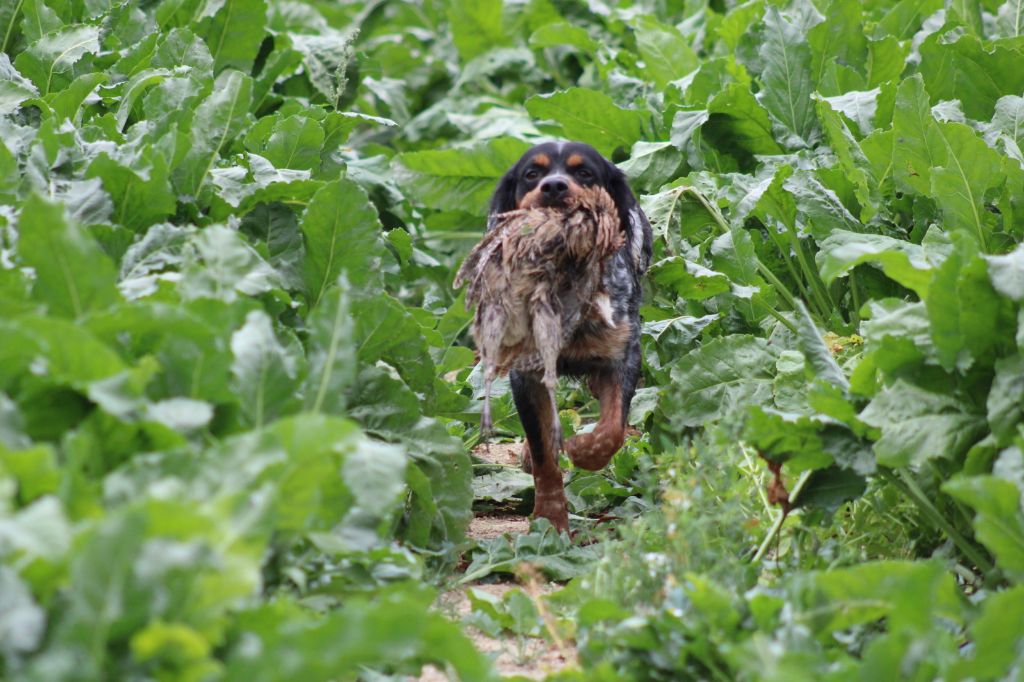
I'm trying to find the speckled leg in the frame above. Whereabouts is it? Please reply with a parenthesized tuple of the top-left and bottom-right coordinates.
(566, 371, 627, 471)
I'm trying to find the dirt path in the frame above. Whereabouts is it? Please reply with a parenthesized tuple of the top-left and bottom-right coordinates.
(417, 442, 574, 681)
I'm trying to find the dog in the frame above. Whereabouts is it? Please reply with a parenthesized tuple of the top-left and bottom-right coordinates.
(486, 141, 652, 532)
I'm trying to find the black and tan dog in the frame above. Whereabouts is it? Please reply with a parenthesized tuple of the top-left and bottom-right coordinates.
(486, 141, 652, 531)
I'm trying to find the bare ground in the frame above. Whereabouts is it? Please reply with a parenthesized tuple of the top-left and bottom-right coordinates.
(414, 441, 575, 681)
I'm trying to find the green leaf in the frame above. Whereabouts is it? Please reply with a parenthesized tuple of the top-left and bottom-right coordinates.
(794, 301, 848, 391)
(290, 31, 355, 103)
(462, 520, 603, 582)
(982, 95, 1024, 165)
(619, 141, 684, 192)
(994, 0, 1024, 38)
(529, 22, 597, 52)
(299, 178, 385, 305)
(930, 121, 1006, 249)
(197, 0, 267, 74)
(229, 310, 301, 428)
(86, 147, 176, 232)
(797, 465, 868, 512)
(173, 69, 253, 198)
(926, 235, 1013, 372)
(17, 194, 119, 319)
(987, 355, 1024, 444)
(985, 243, 1024, 301)
(351, 294, 435, 401)
(891, 74, 945, 196)
(859, 380, 987, 468)
(816, 229, 932, 298)
(223, 587, 493, 681)
(447, 0, 509, 63)
(943, 475, 1024, 581)
(633, 17, 698, 88)
(303, 278, 355, 415)
(525, 88, 646, 157)
(919, 31, 1024, 121)
(0, 566, 46, 661)
(758, 5, 819, 148)
(792, 560, 962, 636)
(0, 54, 38, 114)
(258, 114, 325, 170)
(706, 81, 785, 157)
(178, 225, 282, 303)
(395, 137, 531, 215)
(472, 469, 534, 505)
(45, 71, 106, 122)
(14, 24, 100, 95)
(649, 256, 731, 301)
(666, 335, 778, 429)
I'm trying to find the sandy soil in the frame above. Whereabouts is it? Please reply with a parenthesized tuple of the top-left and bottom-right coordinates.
(412, 441, 574, 681)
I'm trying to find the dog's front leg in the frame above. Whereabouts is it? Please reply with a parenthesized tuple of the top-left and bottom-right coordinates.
(510, 370, 569, 532)
(565, 369, 627, 471)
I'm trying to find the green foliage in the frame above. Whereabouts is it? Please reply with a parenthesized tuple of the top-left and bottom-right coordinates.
(4, 0, 1024, 678)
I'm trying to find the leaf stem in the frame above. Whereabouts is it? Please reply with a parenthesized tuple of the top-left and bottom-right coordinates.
(686, 187, 801, 328)
(751, 469, 813, 563)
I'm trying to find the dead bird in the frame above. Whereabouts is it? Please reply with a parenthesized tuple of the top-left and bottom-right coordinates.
(454, 184, 625, 448)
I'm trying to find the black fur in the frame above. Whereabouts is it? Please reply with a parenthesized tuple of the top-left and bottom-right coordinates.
(488, 141, 652, 472)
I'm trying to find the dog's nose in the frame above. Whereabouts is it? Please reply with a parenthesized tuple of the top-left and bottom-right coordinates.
(539, 176, 569, 203)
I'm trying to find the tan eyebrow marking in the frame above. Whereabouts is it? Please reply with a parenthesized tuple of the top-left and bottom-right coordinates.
(532, 153, 550, 167)
(567, 154, 585, 167)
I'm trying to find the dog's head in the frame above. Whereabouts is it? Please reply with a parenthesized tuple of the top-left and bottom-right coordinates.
(489, 141, 652, 271)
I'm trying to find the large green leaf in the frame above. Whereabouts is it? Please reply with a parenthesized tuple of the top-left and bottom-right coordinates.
(86, 147, 176, 232)
(525, 88, 646, 157)
(197, 0, 267, 74)
(930, 121, 1006, 248)
(665, 335, 778, 429)
(816, 230, 932, 298)
(223, 587, 494, 681)
(633, 17, 699, 88)
(758, 5, 819, 148)
(14, 25, 99, 95)
(891, 74, 945, 196)
(926, 236, 1014, 372)
(299, 178, 385, 306)
(649, 256, 731, 301)
(229, 310, 302, 428)
(17, 194, 120, 319)
(173, 69, 253, 198)
(859, 380, 986, 468)
(447, 0, 508, 63)
(919, 31, 1024, 121)
(949, 584, 1024, 680)
(395, 137, 531, 215)
(706, 82, 785, 158)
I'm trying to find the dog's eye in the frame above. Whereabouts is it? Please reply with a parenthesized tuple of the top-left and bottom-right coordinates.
(524, 168, 541, 181)
(575, 167, 593, 181)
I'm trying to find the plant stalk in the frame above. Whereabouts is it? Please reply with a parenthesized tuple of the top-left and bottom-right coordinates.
(879, 468, 997, 582)
(751, 469, 814, 563)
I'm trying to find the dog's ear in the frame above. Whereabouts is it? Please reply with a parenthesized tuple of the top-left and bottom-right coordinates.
(487, 170, 519, 229)
(604, 159, 653, 272)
